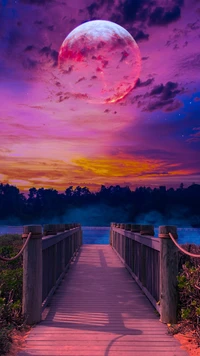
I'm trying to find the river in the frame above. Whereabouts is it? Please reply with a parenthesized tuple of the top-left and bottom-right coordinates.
(0, 225, 200, 245)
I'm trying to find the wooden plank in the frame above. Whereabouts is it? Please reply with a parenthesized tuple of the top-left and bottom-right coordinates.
(18, 245, 188, 356)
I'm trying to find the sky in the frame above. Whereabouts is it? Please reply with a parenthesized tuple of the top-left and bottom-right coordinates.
(1, 0, 200, 192)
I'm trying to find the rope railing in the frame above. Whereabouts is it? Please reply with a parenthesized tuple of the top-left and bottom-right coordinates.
(169, 232, 200, 258)
(0, 232, 32, 262)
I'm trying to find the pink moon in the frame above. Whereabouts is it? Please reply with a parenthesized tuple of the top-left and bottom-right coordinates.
(58, 20, 141, 104)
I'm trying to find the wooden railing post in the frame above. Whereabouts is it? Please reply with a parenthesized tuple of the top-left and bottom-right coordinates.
(131, 224, 141, 232)
(159, 225, 178, 324)
(110, 223, 116, 246)
(43, 224, 57, 236)
(22, 225, 42, 325)
(140, 224, 154, 236)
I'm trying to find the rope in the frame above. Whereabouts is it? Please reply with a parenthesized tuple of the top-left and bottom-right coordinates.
(169, 232, 200, 258)
(0, 232, 32, 262)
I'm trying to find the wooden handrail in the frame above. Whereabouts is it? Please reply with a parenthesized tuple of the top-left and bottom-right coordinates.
(22, 224, 82, 325)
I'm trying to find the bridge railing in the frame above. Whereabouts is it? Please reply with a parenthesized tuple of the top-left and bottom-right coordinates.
(110, 223, 179, 324)
(22, 223, 82, 325)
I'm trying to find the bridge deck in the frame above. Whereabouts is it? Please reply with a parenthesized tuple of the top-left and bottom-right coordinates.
(18, 245, 188, 356)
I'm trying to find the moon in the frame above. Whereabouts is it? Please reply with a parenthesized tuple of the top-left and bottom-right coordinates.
(58, 20, 141, 104)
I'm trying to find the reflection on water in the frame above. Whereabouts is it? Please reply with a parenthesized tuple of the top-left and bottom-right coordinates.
(0, 225, 199, 245)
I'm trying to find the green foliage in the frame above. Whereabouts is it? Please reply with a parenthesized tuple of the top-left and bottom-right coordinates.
(0, 327, 12, 355)
(0, 234, 24, 354)
(0, 268, 23, 301)
(177, 262, 200, 326)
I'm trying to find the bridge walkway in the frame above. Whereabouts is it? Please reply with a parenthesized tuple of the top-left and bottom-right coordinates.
(18, 244, 188, 356)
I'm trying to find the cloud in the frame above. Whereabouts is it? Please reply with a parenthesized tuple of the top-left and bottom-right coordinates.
(135, 78, 154, 87)
(87, 3, 99, 17)
(118, 0, 149, 23)
(164, 100, 183, 112)
(24, 45, 35, 52)
(144, 99, 174, 111)
(39, 45, 58, 67)
(20, 0, 54, 5)
(150, 81, 181, 100)
(149, 6, 181, 26)
(131, 81, 182, 112)
(22, 58, 38, 70)
(180, 53, 200, 71)
(187, 127, 200, 142)
(134, 30, 149, 42)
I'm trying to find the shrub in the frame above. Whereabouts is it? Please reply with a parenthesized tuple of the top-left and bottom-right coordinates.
(0, 234, 24, 354)
(0, 327, 12, 355)
(177, 261, 200, 344)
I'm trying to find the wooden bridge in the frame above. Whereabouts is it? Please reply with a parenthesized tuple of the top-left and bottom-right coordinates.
(17, 223, 188, 356)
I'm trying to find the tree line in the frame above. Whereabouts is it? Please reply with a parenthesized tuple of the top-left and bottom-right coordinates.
(0, 183, 200, 226)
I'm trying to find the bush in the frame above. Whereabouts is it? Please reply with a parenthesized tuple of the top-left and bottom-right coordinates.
(0, 327, 12, 355)
(177, 261, 200, 344)
(0, 234, 24, 354)
(178, 263, 200, 322)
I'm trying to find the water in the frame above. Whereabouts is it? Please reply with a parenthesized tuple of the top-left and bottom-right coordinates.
(0, 225, 200, 245)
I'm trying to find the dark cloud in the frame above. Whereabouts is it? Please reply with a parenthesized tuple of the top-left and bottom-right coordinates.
(87, 3, 99, 17)
(128, 27, 150, 42)
(150, 84, 164, 95)
(135, 78, 154, 87)
(20, 0, 53, 5)
(119, 0, 149, 23)
(144, 99, 174, 111)
(22, 58, 38, 70)
(39, 45, 58, 66)
(134, 30, 149, 42)
(174, 0, 184, 6)
(150, 82, 181, 100)
(144, 97, 183, 112)
(149, 6, 181, 26)
(24, 45, 34, 52)
(164, 100, 183, 112)
(132, 81, 182, 112)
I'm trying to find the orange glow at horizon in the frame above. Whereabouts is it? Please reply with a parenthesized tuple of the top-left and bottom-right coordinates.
(0, 154, 195, 192)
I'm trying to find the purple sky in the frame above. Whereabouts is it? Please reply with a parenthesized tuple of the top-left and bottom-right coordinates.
(0, 0, 200, 191)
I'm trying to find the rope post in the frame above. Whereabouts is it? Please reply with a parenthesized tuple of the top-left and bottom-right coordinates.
(159, 225, 178, 324)
(22, 225, 43, 325)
